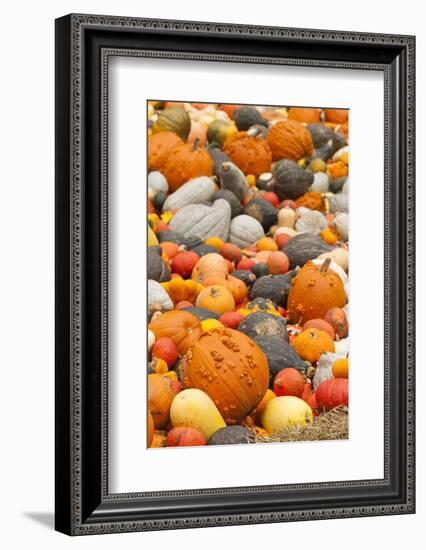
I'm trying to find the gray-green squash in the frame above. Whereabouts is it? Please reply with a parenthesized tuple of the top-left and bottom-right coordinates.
(162, 176, 217, 212)
(229, 214, 264, 248)
(169, 199, 231, 241)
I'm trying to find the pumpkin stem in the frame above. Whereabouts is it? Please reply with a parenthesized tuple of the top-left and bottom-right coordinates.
(320, 257, 332, 272)
(192, 138, 200, 152)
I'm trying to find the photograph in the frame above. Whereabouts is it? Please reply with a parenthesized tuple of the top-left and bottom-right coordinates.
(147, 101, 350, 448)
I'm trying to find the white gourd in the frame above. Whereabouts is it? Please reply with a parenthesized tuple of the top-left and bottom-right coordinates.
(313, 351, 347, 390)
(295, 207, 327, 235)
(318, 247, 349, 272)
(162, 176, 217, 212)
(229, 215, 264, 248)
(169, 199, 231, 241)
(310, 172, 329, 193)
(332, 146, 349, 163)
(148, 330, 155, 353)
(148, 280, 173, 315)
(333, 212, 349, 241)
(277, 207, 297, 228)
(328, 193, 348, 214)
(148, 171, 168, 193)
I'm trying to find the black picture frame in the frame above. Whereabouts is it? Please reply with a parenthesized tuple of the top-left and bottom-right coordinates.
(55, 14, 415, 536)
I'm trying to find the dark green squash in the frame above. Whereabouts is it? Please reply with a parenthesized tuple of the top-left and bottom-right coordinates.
(180, 236, 203, 250)
(256, 172, 274, 191)
(238, 311, 288, 341)
(233, 106, 268, 131)
(307, 124, 346, 155)
(156, 230, 184, 245)
(283, 233, 333, 268)
(252, 336, 308, 381)
(329, 177, 348, 194)
(249, 272, 296, 307)
(212, 189, 242, 218)
(152, 191, 167, 211)
(208, 426, 253, 445)
(251, 262, 269, 278)
(147, 246, 171, 282)
(182, 307, 220, 321)
(208, 146, 231, 178)
(231, 270, 257, 288)
(220, 161, 248, 203)
(190, 244, 219, 257)
(152, 107, 191, 140)
(272, 159, 313, 200)
(243, 197, 278, 231)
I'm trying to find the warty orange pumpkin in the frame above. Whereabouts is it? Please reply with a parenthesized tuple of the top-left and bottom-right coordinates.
(148, 131, 184, 172)
(287, 258, 347, 323)
(180, 327, 269, 424)
(161, 139, 214, 192)
(293, 328, 335, 363)
(147, 373, 176, 428)
(267, 119, 314, 162)
(222, 131, 272, 177)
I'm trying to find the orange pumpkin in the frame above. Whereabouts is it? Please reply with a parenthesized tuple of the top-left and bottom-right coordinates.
(324, 109, 349, 124)
(202, 274, 248, 304)
(148, 131, 183, 172)
(147, 373, 176, 428)
(222, 131, 272, 177)
(288, 107, 321, 124)
(148, 310, 202, 354)
(166, 427, 206, 446)
(180, 327, 269, 424)
(267, 251, 289, 275)
(191, 253, 229, 284)
(316, 378, 348, 410)
(195, 285, 235, 315)
(267, 119, 314, 162)
(161, 140, 214, 192)
(161, 278, 204, 305)
(332, 357, 349, 378)
(287, 258, 347, 323)
(293, 328, 334, 363)
(295, 191, 324, 211)
(147, 410, 154, 447)
(320, 227, 339, 245)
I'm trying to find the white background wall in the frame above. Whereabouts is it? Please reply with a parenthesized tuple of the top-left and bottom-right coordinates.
(0, 0, 423, 547)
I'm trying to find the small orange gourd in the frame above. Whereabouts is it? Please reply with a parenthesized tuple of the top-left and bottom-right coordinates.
(147, 373, 176, 429)
(148, 310, 202, 354)
(293, 328, 334, 363)
(195, 285, 235, 315)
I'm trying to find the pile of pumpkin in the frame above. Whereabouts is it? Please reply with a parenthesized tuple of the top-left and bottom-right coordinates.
(147, 101, 349, 448)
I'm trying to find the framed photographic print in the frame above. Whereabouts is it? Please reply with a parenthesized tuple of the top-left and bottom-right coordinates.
(55, 14, 415, 535)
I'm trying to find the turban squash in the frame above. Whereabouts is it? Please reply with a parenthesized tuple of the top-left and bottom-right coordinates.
(267, 119, 314, 162)
(287, 258, 347, 323)
(180, 327, 269, 424)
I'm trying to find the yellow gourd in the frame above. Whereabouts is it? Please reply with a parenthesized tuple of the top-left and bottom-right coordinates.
(148, 224, 159, 246)
(170, 389, 226, 440)
(261, 396, 313, 433)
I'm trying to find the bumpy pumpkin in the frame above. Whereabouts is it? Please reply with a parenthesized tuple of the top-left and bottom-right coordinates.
(222, 131, 272, 177)
(148, 310, 202, 354)
(287, 258, 347, 323)
(148, 131, 183, 172)
(293, 328, 335, 363)
(267, 119, 314, 162)
(162, 140, 214, 192)
(180, 327, 269, 424)
(152, 107, 191, 140)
